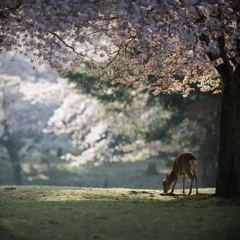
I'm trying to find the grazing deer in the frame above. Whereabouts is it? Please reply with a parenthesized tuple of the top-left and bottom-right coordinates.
(162, 152, 198, 195)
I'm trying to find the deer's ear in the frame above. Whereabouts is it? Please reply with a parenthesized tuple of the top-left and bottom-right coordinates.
(166, 175, 170, 180)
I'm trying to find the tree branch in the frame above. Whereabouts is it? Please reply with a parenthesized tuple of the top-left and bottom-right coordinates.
(104, 37, 135, 69)
(48, 31, 84, 56)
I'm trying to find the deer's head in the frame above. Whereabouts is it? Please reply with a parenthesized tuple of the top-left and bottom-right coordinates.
(162, 174, 172, 193)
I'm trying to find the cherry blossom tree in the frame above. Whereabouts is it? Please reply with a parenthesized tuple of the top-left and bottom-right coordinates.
(1, 0, 239, 196)
(44, 90, 118, 167)
(0, 52, 123, 184)
(0, 52, 72, 184)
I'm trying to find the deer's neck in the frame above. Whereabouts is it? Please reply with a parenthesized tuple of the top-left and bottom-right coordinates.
(169, 171, 176, 183)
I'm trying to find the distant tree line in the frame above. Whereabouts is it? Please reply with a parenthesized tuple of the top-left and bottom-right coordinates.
(66, 70, 221, 187)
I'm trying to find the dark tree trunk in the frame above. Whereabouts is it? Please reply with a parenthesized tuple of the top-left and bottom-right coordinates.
(57, 147, 62, 158)
(0, 137, 23, 185)
(216, 65, 240, 197)
(145, 162, 159, 175)
(6, 142, 23, 185)
(201, 126, 217, 188)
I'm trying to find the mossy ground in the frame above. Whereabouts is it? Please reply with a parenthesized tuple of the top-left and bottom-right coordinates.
(0, 186, 239, 240)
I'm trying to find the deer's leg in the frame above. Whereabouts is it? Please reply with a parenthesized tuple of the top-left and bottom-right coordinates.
(193, 167, 198, 194)
(185, 169, 194, 195)
(170, 172, 179, 194)
(182, 173, 187, 194)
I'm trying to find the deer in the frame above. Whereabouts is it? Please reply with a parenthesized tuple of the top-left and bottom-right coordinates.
(162, 152, 198, 195)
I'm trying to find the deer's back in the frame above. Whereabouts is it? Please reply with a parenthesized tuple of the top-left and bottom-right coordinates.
(172, 152, 197, 175)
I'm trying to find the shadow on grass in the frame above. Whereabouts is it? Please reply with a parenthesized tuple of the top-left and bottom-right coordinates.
(0, 186, 240, 240)
(159, 192, 186, 197)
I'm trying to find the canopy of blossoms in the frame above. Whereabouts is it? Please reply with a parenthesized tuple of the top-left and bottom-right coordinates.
(1, 0, 239, 97)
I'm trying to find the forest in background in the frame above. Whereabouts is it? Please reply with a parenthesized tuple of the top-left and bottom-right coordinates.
(0, 51, 220, 189)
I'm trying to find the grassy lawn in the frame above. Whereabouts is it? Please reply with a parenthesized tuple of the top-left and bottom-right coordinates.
(0, 186, 239, 240)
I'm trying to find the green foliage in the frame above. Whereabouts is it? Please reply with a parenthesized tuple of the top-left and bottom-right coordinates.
(163, 156, 175, 167)
(67, 70, 134, 103)
(66, 70, 221, 188)
(145, 86, 221, 149)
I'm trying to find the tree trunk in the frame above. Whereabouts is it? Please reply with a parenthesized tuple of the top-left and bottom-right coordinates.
(145, 162, 159, 175)
(7, 143, 23, 185)
(216, 66, 240, 197)
(201, 126, 217, 188)
(0, 138, 23, 185)
(57, 147, 62, 158)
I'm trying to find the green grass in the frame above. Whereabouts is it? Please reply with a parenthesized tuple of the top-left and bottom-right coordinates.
(0, 186, 240, 240)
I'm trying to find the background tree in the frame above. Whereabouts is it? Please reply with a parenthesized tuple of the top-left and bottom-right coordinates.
(0, 76, 24, 184)
(66, 70, 221, 187)
(146, 87, 221, 187)
(0, 52, 73, 184)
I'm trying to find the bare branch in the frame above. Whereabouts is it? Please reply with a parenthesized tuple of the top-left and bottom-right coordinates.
(48, 31, 83, 56)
